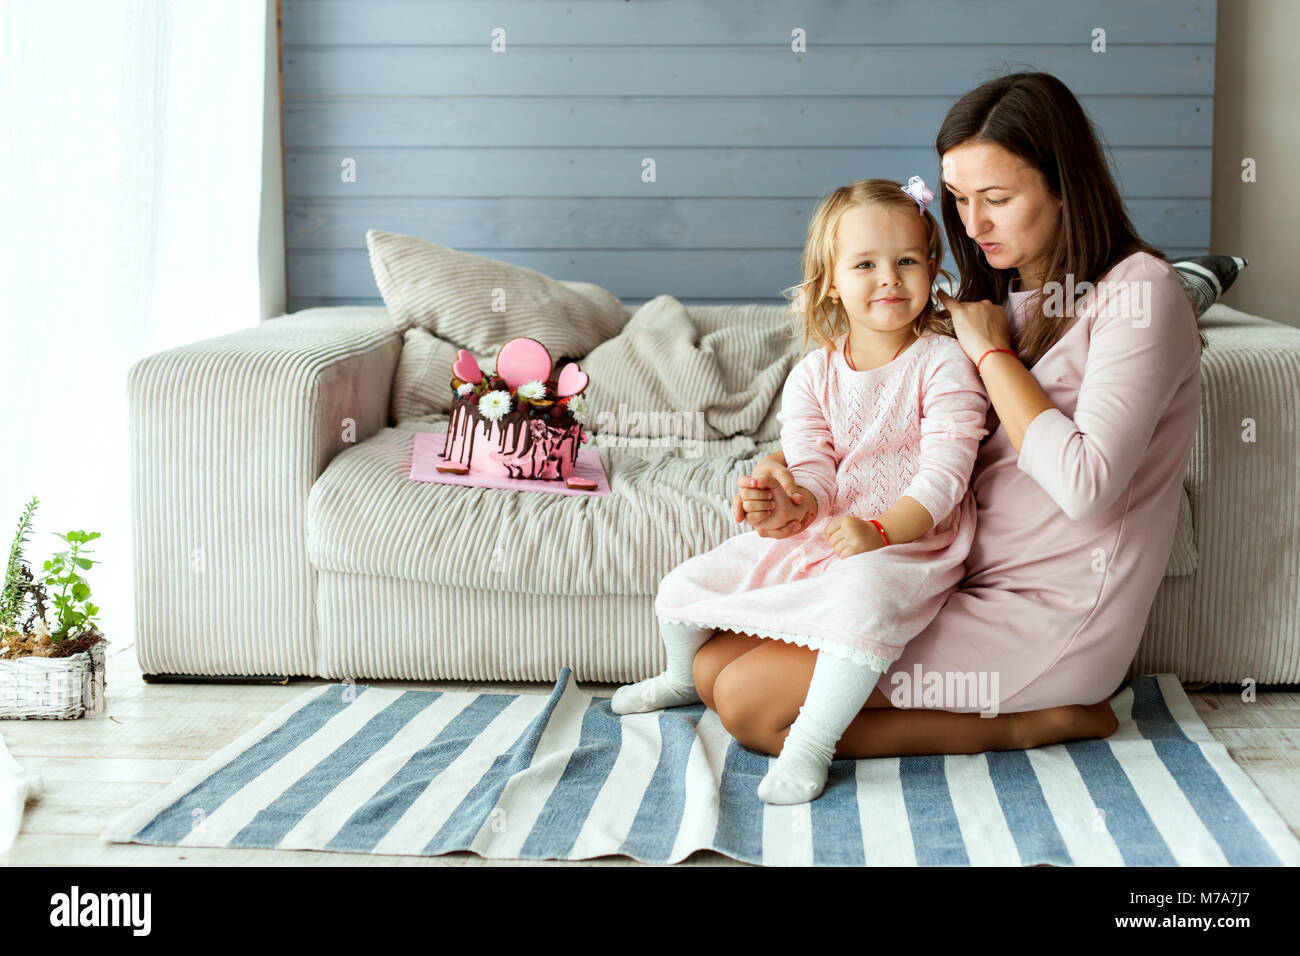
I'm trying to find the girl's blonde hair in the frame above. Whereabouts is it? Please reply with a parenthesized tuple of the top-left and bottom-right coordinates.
(782, 178, 956, 358)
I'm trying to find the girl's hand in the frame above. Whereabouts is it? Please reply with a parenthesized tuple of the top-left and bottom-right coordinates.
(738, 481, 809, 537)
(732, 455, 812, 534)
(732, 475, 815, 539)
(825, 515, 885, 559)
(936, 289, 1012, 366)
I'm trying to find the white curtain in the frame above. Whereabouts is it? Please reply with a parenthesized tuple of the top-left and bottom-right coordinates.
(0, 0, 272, 663)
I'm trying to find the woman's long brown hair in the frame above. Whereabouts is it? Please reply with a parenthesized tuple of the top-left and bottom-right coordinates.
(935, 71, 1208, 367)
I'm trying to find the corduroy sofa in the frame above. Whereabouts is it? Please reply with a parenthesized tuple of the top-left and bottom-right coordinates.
(127, 298, 1300, 689)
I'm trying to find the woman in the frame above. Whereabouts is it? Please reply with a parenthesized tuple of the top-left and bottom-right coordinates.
(706, 71, 1207, 759)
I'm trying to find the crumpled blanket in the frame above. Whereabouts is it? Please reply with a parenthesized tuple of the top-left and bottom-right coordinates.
(580, 295, 802, 442)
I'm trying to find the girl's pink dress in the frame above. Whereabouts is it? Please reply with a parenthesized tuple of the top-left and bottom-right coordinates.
(654, 329, 990, 672)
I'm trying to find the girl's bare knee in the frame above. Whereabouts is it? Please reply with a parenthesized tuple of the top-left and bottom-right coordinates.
(693, 652, 719, 711)
(693, 630, 763, 712)
(712, 664, 767, 743)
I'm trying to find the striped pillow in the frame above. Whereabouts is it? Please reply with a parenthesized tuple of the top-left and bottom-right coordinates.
(1172, 255, 1249, 317)
(366, 229, 627, 358)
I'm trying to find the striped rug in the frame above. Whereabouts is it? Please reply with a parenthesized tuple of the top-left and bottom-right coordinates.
(100, 669, 1300, 866)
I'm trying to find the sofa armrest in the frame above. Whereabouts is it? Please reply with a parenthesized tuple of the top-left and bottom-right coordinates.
(1182, 306, 1300, 682)
(128, 308, 403, 676)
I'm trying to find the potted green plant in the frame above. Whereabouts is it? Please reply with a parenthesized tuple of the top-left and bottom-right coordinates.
(0, 496, 108, 719)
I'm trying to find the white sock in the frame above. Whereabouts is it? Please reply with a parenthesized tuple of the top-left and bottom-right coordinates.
(610, 619, 714, 715)
(757, 650, 886, 805)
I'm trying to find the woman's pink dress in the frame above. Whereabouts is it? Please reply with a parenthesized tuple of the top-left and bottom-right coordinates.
(654, 328, 991, 674)
(875, 251, 1203, 712)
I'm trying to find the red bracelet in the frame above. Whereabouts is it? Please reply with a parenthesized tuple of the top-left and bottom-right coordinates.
(867, 518, 889, 545)
(976, 347, 1016, 375)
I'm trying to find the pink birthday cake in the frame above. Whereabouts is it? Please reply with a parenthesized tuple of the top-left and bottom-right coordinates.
(440, 337, 591, 482)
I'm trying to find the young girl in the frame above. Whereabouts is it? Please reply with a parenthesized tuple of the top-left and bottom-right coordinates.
(611, 177, 992, 806)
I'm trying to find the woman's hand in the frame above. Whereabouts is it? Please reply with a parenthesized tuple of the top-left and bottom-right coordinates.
(824, 515, 886, 559)
(936, 289, 1012, 366)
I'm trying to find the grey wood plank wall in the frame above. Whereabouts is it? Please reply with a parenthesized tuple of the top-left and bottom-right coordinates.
(282, 0, 1216, 311)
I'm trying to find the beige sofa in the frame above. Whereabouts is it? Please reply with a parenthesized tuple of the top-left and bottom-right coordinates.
(126, 300, 1300, 688)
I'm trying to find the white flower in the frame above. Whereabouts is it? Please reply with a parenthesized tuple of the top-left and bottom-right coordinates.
(456, 382, 475, 396)
(516, 380, 546, 400)
(567, 394, 588, 423)
(478, 389, 512, 421)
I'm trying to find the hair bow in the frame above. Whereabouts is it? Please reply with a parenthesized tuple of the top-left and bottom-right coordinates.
(901, 175, 934, 214)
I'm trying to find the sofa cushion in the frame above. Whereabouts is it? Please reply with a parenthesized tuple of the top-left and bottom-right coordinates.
(390, 327, 505, 424)
(307, 421, 775, 596)
(366, 230, 628, 358)
(390, 327, 462, 422)
(308, 420, 1198, 596)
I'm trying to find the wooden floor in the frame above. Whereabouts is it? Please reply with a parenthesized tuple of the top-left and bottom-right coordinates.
(3, 639, 1298, 866)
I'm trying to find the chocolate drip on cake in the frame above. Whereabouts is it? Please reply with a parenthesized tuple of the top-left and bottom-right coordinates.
(442, 401, 479, 469)
(442, 386, 583, 481)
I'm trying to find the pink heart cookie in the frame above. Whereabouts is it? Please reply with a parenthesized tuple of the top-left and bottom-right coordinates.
(452, 349, 483, 383)
(495, 338, 553, 391)
(556, 361, 588, 398)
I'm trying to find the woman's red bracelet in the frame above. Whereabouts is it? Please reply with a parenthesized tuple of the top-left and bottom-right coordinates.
(977, 347, 1017, 374)
(868, 518, 889, 545)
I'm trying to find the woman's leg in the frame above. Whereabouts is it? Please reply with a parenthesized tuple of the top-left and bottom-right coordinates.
(712, 638, 1119, 758)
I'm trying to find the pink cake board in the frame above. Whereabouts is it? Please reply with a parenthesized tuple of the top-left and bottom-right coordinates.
(408, 430, 611, 496)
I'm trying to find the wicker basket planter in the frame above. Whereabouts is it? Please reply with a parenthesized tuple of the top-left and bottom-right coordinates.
(0, 639, 106, 719)
(2, 498, 108, 719)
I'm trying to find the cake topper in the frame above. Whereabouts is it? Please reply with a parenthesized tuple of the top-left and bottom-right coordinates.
(556, 362, 588, 398)
(448, 336, 588, 422)
(452, 350, 483, 384)
(495, 338, 553, 391)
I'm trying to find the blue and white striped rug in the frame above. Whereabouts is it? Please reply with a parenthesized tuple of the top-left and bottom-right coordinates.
(100, 668, 1300, 866)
